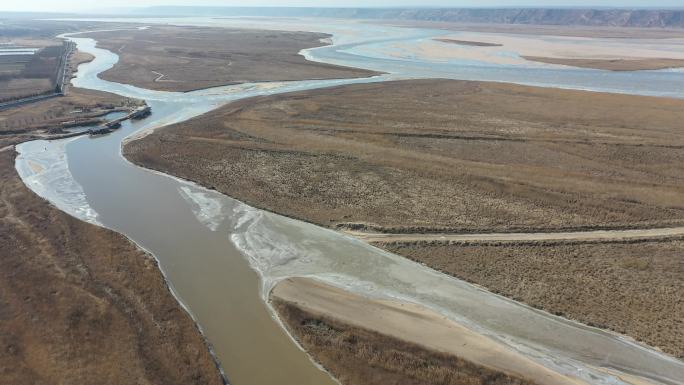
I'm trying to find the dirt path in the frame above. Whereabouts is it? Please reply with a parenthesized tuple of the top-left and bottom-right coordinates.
(346, 226, 684, 243)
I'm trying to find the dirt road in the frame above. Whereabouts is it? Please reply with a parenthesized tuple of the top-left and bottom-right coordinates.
(348, 226, 684, 243)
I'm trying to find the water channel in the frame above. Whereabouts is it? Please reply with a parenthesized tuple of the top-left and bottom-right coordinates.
(15, 18, 684, 385)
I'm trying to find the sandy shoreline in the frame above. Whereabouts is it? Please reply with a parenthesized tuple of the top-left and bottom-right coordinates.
(271, 277, 657, 385)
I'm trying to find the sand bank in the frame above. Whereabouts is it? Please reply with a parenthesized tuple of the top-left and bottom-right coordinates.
(271, 277, 658, 385)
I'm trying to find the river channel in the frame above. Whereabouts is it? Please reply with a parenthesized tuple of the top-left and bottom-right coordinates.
(15, 18, 684, 385)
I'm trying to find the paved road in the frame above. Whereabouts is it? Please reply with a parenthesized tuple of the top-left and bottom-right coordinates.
(347, 226, 684, 243)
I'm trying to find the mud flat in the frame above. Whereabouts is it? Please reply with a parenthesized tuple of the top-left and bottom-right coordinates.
(83, 25, 380, 92)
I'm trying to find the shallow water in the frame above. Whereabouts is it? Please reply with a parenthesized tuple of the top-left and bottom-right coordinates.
(16, 19, 684, 385)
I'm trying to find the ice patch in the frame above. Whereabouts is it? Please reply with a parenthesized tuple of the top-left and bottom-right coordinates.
(15, 139, 99, 224)
(178, 185, 224, 231)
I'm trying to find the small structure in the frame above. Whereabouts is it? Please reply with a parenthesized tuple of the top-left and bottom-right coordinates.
(131, 106, 152, 120)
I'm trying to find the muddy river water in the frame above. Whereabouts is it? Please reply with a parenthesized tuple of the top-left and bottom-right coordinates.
(15, 18, 684, 385)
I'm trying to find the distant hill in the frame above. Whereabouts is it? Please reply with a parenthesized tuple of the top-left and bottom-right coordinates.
(139, 7, 684, 28)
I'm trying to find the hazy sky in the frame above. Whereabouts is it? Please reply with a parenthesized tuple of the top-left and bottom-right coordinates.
(1, 1, 682, 13)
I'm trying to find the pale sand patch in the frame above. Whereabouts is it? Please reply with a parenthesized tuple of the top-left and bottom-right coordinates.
(27, 160, 44, 174)
(271, 277, 589, 385)
(394, 32, 684, 69)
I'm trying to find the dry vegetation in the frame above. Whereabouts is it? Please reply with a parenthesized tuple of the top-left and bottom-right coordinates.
(84, 26, 379, 92)
(125, 79, 684, 233)
(273, 298, 537, 385)
(0, 148, 224, 384)
(383, 239, 684, 358)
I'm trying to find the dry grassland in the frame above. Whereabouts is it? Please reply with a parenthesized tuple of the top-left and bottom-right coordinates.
(125, 79, 684, 233)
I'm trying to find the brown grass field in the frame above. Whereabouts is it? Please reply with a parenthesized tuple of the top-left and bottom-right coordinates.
(125, 79, 684, 234)
(83, 26, 379, 92)
(273, 298, 538, 385)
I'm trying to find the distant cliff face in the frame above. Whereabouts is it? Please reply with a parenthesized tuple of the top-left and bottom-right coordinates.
(372, 8, 684, 28)
(143, 7, 684, 29)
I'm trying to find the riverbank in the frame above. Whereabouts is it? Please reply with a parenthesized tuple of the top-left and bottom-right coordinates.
(123, 78, 684, 364)
(83, 25, 380, 92)
(271, 278, 558, 385)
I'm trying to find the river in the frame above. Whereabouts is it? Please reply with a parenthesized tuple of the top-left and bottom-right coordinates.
(15, 18, 684, 385)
